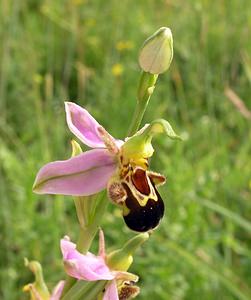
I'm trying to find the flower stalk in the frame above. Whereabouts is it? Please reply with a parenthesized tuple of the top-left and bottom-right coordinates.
(61, 281, 105, 300)
(61, 141, 109, 297)
(128, 27, 173, 136)
(62, 194, 108, 296)
(128, 72, 158, 136)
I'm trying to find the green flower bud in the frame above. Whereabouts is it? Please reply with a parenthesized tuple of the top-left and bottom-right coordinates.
(107, 232, 149, 271)
(23, 258, 50, 300)
(139, 27, 173, 74)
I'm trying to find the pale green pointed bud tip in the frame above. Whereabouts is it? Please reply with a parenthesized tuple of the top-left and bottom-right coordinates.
(24, 258, 42, 274)
(139, 27, 173, 74)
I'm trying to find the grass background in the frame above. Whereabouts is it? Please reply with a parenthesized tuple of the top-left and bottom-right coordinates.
(0, 0, 251, 299)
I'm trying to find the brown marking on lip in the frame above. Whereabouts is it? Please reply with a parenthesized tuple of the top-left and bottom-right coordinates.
(132, 168, 150, 195)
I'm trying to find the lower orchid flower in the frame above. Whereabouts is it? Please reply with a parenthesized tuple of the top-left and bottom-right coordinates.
(61, 230, 141, 300)
(33, 102, 180, 231)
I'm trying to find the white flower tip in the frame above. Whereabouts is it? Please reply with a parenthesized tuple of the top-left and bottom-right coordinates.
(64, 101, 73, 106)
(64, 101, 70, 110)
(159, 27, 172, 38)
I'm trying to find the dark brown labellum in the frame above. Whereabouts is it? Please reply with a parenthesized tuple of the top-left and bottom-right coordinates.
(122, 168, 165, 232)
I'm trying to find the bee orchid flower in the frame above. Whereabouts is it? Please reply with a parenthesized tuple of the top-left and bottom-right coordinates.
(33, 102, 180, 231)
(61, 230, 139, 300)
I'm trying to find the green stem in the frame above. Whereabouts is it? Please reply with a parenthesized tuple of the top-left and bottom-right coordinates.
(127, 71, 158, 136)
(74, 197, 87, 228)
(127, 99, 148, 137)
(61, 280, 106, 300)
(61, 281, 89, 300)
(83, 281, 106, 300)
(60, 193, 108, 298)
(77, 223, 98, 253)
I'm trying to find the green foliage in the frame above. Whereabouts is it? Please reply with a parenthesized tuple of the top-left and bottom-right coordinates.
(0, 0, 251, 299)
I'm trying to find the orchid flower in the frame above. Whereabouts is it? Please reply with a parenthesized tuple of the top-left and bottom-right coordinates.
(33, 102, 180, 232)
(61, 230, 139, 300)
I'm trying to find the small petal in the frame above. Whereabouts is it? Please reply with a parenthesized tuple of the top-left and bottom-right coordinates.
(98, 229, 106, 258)
(50, 281, 65, 300)
(103, 280, 119, 300)
(33, 149, 117, 196)
(65, 102, 122, 148)
(61, 237, 115, 281)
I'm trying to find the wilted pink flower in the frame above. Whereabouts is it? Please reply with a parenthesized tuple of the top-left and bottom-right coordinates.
(61, 230, 138, 300)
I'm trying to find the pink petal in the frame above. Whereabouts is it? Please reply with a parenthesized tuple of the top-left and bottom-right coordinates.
(61, 237, 115, 281)
(50, 281, 65, 300)
(33, 149, 117, 196)
(65, 102, 118, 148)
(103, 280, 119, 300)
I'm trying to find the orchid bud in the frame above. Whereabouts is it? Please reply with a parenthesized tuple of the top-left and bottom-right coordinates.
(107, 232, 149, 271)
(23, 258, 50, 300)
(139, 27, 173, 75)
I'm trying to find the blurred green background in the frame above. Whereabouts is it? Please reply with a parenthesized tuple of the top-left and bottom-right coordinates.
(0, 0, 251, 299)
